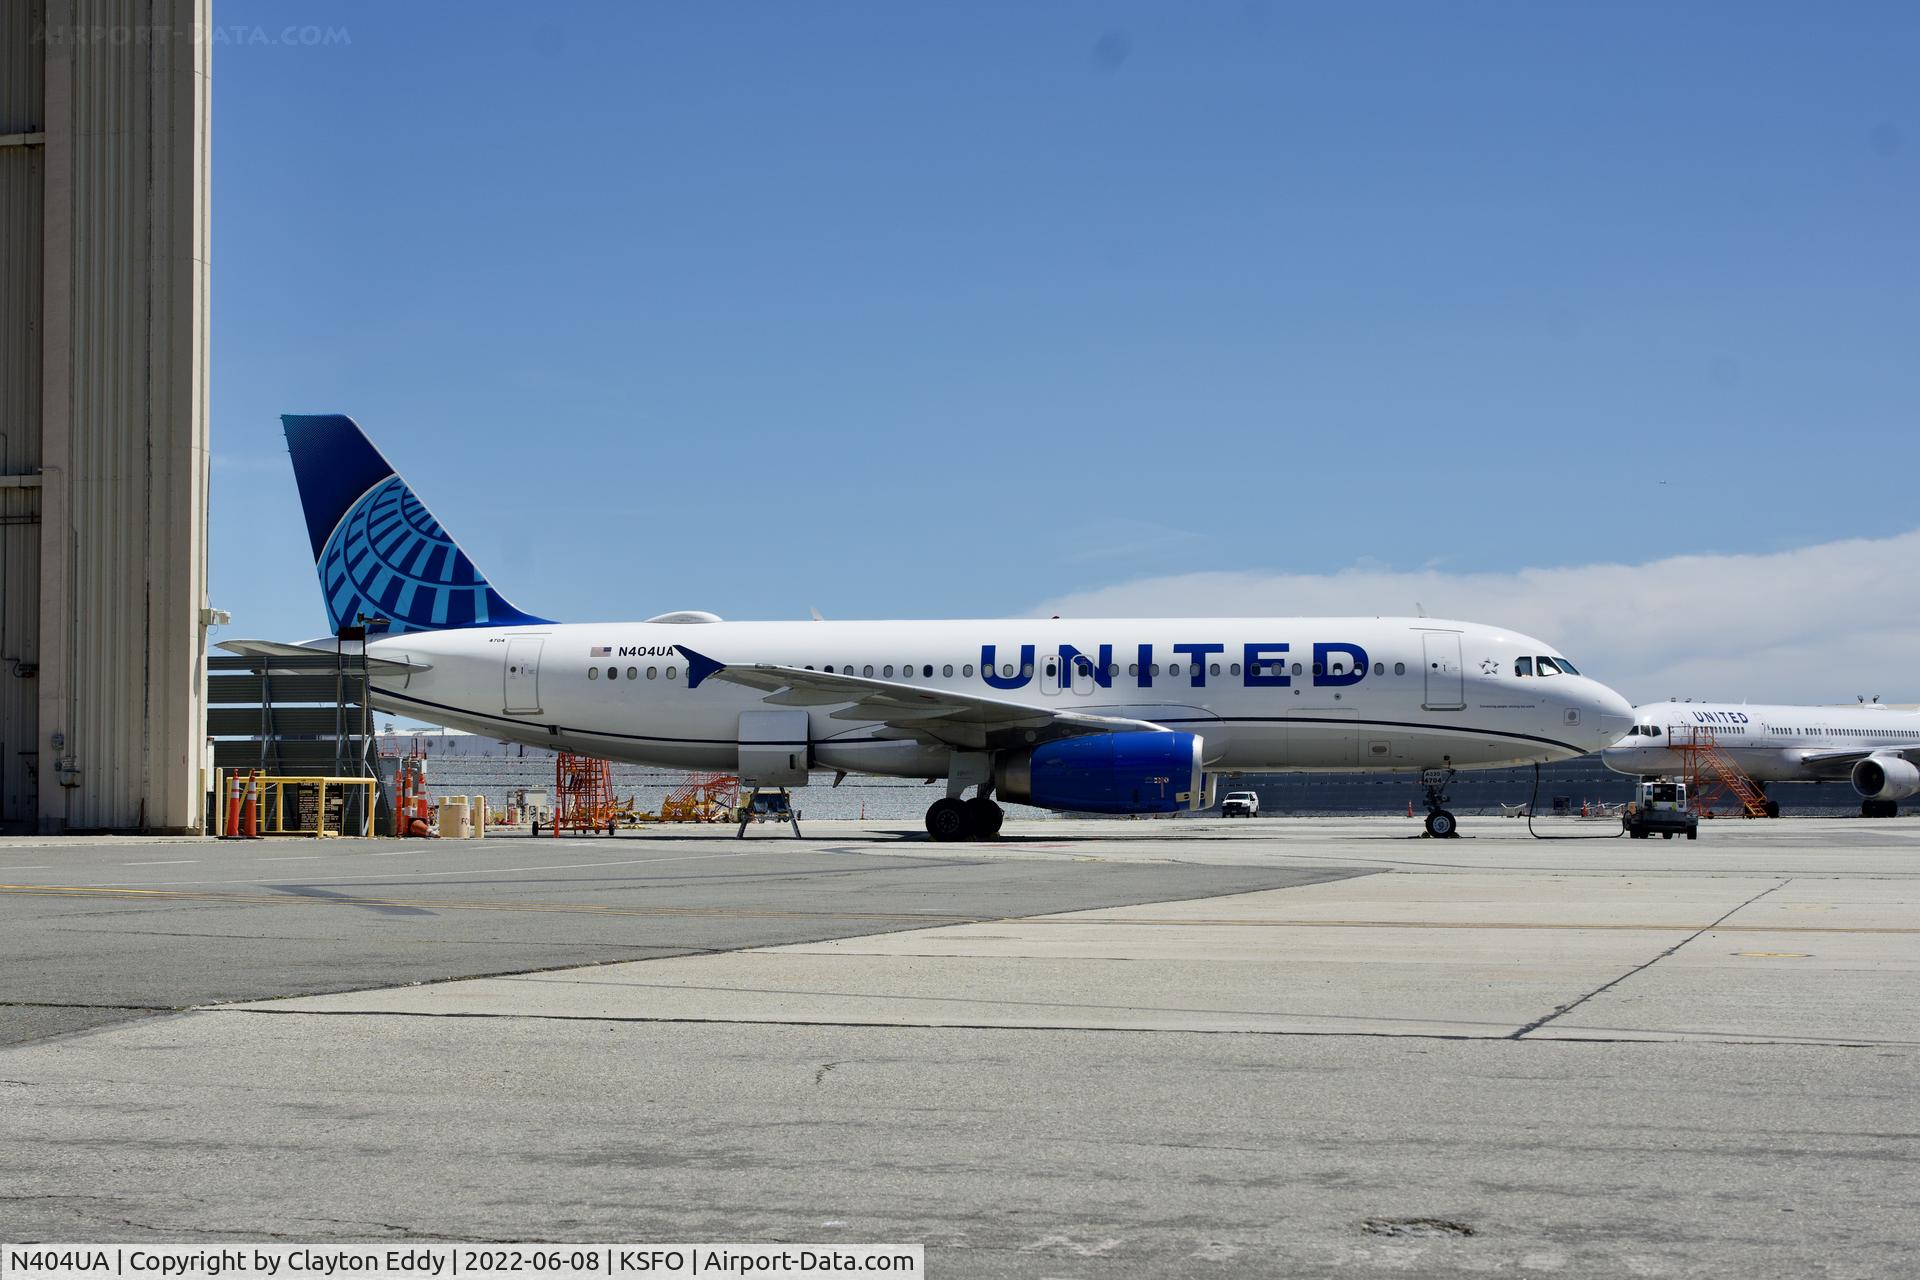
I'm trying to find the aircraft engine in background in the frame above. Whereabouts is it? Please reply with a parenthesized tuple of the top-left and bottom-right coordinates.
(1852, 756, 1920, 802)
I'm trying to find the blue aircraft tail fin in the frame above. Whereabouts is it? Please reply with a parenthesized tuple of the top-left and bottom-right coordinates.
(282, 414, 550, 635)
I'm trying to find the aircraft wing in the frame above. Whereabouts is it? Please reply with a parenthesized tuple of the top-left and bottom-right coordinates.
(676, 646, 1168, 749)
(1793, 744, 1920, 779)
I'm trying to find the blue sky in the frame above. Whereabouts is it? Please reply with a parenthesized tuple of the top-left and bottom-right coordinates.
(213, 1, 1917, 643)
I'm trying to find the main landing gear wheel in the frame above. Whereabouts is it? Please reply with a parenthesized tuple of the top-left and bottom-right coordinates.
(1424, 809, 1457, 839)
(1862, 799, 1899, 819)
(1763, 799, 1780, 819)
(964, 796, 1004, 838)
(926, 797, 973, 842)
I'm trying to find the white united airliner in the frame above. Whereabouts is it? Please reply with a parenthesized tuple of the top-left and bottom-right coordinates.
(1603, 701, 1920, 818)
(227, 415, 1633, 840)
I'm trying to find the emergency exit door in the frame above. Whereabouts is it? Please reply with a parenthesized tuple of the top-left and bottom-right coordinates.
(1422, 632, 1465, 711)
(1040, 653, 1099, 696)
(504, 637, 544, 714)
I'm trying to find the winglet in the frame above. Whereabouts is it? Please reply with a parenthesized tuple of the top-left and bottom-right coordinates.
(676, 645, 725, 690)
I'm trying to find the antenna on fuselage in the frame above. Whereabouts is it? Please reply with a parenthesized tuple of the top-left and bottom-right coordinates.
(1415, 602, 1425, 617)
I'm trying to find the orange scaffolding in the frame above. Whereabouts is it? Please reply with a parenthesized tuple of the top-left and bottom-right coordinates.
(1667, 727, 1771, 818)
(660, 772, 740, 823)
(552, 753, 618, 835)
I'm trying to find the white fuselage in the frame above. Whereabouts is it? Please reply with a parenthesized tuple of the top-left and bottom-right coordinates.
(361, 616, 1631, 779)
(1602, 702, 1920, 782)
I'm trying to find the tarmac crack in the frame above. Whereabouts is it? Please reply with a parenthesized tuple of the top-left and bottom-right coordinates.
(0, 999, 181, 1012)
(1509, 878, 1794, 1040)
(290, 1219, 531, 1243)
(204, 1004, 1910, 1047)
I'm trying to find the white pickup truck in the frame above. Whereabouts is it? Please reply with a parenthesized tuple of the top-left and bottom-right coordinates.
(1221, 790, 1261, 818)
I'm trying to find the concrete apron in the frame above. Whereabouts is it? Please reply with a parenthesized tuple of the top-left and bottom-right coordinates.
(225, 870, 1920, 1046)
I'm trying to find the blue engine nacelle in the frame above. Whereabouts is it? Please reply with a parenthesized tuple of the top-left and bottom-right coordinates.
(993, 731, 1213, 814)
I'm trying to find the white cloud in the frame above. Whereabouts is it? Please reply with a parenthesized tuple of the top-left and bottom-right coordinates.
(1033, 530, 1920, 706)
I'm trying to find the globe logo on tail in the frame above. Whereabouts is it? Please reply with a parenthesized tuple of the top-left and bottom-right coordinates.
(319, 476, 497, 635)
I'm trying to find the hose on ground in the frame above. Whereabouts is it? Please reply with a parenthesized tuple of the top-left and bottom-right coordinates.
(1526, 763, 1625, 840)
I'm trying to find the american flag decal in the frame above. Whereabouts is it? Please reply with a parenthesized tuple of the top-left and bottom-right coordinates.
(590, 646, 612, 657)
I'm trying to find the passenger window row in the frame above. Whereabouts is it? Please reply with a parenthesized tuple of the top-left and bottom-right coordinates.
(798, 658, 1416, 681)
(1750, 726, 1905, 738)
(1625, 724, 1754, 737)
(584, 657, 1428, 684)
(589, 665, 679, 681)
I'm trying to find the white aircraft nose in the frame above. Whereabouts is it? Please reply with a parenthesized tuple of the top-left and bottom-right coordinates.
(1588, 683, 1634, 746)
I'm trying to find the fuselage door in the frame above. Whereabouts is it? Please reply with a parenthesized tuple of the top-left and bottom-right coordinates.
(1422, 632, 1465, 711)
(1070, 655, 1097, 696)
(1040, 653, 1063, 697)
(504, 636, 544, 714)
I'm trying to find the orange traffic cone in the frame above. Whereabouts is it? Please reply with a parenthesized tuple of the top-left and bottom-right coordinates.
(222, 774, 243, 838)
(242, 770, 261, 838)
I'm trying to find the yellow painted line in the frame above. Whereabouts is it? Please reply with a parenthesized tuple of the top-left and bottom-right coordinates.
(0, 884, 1913, 935)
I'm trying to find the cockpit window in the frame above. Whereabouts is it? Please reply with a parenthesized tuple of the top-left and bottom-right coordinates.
(1535, 656, 1563, 676)
(1514, 656, 1533, 677)
(1554, 657, 1579, 674)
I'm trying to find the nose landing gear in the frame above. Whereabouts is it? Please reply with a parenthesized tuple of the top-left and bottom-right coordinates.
(1419, 765, 1458, 838)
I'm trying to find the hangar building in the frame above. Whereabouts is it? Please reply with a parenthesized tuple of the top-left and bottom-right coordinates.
(1, 0, 212, 833)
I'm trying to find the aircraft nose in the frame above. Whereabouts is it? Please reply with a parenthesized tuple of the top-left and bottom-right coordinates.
(1599, 741, 1643, 775)
(1589, 683, 1634, 745)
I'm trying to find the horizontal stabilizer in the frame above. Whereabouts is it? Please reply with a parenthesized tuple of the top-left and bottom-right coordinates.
(219, 638, 432, 676)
